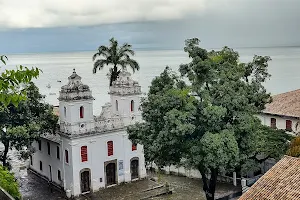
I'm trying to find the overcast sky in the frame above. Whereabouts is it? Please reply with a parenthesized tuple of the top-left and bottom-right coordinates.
(1, 0, 300, 53)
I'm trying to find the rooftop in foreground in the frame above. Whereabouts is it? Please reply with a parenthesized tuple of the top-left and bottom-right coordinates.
(239, 155, 300, 200)
(263, 89, 300, 118)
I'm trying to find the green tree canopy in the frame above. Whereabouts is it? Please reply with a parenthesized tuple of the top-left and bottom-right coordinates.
(0, 55, 40, 107)
(0, 82, 58, 167)
(0, 166, 20, 199)
(92, 38, 140, 86)
(128, 39, 290, 200)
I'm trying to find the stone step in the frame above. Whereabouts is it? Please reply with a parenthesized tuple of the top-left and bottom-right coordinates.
(139, 184, 172, 200)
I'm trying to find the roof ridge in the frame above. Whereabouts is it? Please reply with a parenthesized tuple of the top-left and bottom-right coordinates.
(273, 88, 300, 97)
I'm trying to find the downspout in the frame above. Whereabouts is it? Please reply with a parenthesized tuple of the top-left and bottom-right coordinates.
(123, 133, 126, 183)
(62, 139, 66, 189)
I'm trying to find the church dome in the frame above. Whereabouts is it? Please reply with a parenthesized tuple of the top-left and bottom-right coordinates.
(58, 69, 94, 101)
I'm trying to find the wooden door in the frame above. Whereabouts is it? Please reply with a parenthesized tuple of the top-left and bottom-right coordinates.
(131, 160, 139, 180)
(81, 170, 90, 193)
(106, 163, 116, 186)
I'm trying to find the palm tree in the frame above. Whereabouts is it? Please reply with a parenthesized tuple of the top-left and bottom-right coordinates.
(93, 38, 140, 86)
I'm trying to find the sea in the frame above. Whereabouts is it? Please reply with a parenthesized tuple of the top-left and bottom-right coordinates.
(3, 47, 300, 115)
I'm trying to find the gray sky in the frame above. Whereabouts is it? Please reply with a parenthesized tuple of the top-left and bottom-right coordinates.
(1, 0, 300, 53)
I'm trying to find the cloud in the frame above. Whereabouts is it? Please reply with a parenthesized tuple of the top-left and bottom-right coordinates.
(0, 0, 212, 28)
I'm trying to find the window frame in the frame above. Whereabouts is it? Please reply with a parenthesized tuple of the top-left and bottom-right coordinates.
(47, 142, 51, 155)
(270, 118, 277, 128)
(64, 106, 67, 118)
(107, 141, 114, 156)
(130, 100, 134, 112)
(286, 120, 292, 131)
(65, 149, 69, 164)
(81, 146, 88, 162)
(38, 140, 42, 151)
(80, 106, 84, 119)
(132, 143, 137, 151)
(39, 161, 43, 171)
(58, 169, 62, 181)
(56, 146, 60, 160)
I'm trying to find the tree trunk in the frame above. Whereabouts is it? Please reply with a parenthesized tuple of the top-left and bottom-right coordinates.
(2, 141, 9, 168)
(110, 66, 119, 86)
(199, 167, 218, 200)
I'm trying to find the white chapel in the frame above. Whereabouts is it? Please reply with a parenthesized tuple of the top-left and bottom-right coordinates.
(29, 69, 147, 197)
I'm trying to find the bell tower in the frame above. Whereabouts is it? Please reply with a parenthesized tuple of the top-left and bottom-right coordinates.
(109, 69, 142, 126)
(58, 69, 95, 135)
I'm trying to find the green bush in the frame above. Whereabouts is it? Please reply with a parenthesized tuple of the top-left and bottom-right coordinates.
(0, 166, 21, 199)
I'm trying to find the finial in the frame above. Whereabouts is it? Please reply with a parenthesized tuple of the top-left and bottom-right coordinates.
(73, 68, 76, 73)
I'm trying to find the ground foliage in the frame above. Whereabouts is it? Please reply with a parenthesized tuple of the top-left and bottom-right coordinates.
(286, 136, 300, 157)
(0, 165, 21, 199)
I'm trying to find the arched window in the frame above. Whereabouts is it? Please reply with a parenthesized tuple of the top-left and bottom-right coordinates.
(116, 100, 118, 111)
(131, 100, 134, 112)
(64, 107, 67, 118)
(80, 106, 84, 118)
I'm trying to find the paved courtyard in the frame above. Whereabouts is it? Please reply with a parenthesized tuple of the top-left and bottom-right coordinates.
(20, 170, 240, 200)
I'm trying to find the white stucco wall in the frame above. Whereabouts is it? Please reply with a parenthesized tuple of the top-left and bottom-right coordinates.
(110, 94, 142, 126)
(59, 100, 95, 135)
(257, 113, 298, 134)
(67, 130, 146, 196)
(29, 139, 64, 186)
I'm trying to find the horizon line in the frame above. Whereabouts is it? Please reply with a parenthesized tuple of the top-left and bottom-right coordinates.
(4, 44, 300, 55)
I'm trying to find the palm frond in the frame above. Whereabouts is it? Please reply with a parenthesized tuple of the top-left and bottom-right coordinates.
(126, 58, 140, 72)
(119, 57, 140, 72)
(119, 43, 134, 56)
(93, 59, 109, 74)
(93, 46, 110, 61)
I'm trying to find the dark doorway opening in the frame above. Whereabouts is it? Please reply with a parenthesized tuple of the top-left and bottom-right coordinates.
(80, 170, 90, 193)
(131, 159, 139, 180)
(106, 163, 116, 186)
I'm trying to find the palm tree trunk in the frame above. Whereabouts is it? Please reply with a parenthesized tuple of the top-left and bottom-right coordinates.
(110, 65, 120, 86)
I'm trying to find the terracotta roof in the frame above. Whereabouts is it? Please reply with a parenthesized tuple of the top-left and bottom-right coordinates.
(263, 89, 300, 118)
(239, 156, 300, 200)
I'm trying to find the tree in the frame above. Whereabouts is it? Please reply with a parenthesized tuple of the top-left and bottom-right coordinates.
(287, 136, 300, 157)
(0, 82, 58, 168)
(0, 166, 21, 199)
(0, 55, 40, 107)
(128, 39, 290, 200)
(92, 38, 140, 86)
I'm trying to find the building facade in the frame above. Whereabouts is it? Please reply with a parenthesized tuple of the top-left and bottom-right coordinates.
(29, 69, 146, 197)
(258, 89, 300, 135)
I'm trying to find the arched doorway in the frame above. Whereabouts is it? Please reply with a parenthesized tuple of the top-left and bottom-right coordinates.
(106, 163, 116, 186)
(131, 158, 139, 180)
(80, 169, 91, 193)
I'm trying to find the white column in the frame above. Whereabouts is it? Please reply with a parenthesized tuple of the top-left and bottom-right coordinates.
(233, 172, 237, 186)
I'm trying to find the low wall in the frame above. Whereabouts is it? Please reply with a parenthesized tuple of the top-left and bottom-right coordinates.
(0, 186, 15, 200)
(150, 164, 238, 186)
